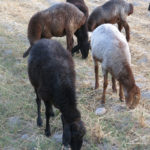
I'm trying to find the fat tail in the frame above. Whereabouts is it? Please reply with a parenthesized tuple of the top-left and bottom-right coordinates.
(23, 46, 31, 58)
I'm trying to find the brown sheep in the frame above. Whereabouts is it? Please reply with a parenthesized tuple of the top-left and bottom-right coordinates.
(88, 0, 133, 42)
(23, 2, 86, 57)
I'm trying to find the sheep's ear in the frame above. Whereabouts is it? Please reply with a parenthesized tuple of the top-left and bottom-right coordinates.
(23, 46, 31, 58)
(61, 115, 71, 147)
(129, 3, 134, 15)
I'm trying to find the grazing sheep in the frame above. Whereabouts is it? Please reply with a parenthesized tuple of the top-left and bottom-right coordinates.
(67, 0, 90, 59)
(28, 39, 86, 149)
(23, 2, 86, 58)
(91, 24, 140, 109)
(88, 0, 134, 41)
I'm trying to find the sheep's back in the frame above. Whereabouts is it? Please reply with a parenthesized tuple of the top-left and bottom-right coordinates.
(28, 39, 75, 92)
(47, 3, 85, 34)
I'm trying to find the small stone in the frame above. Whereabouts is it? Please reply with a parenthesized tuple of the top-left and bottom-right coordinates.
(112, 105, 126, 112)
(3, 49, 13, 56)
(52, 132, 62, 143)
(46, 0, 58, 5)
(0, 74, 3, 79)
(21, 134, 29, 140)
(0, 36, 6, 43)
(95, 107, 106, 116)
(4, 147, 16, 150)
(8, 116, 20, 128)
(137, 57, 148, 64)
(142, 91, 150, 99)
(132, 2, 140, 6)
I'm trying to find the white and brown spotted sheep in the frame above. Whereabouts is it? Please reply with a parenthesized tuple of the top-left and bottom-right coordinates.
(91, 24, 140, 109)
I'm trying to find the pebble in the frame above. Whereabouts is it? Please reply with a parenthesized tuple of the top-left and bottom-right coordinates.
(52, 132, 62, 143)
(7, 116, 20, 128)
(95, 107, 106, 116)
(21, 134, 29, 140)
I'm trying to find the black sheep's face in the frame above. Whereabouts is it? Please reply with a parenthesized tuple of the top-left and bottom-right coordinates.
(80, 42, 90, 59)
(70, 120, 86, 150)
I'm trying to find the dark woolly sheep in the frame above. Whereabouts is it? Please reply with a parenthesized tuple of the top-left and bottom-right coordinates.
(28, 39, 86, 149)
(91, 24, 140, 109)
(88, 0, 134, 41)
(23, 2, 86, 58)
(67, 0, 90, 59)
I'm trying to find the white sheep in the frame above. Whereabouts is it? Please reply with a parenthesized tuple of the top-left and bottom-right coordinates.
(91, 24, 140, 109)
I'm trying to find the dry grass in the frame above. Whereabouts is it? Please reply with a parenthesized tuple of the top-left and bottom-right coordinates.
(0, 0, 150, 149)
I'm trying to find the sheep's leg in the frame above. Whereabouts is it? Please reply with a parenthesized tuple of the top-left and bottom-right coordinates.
(72, 29, 81, 54)
(122, 21, 130, 41)
(49, 106, 54, 117)
(35, 89, 42, 127)
(66, 31, 74, 52)
(112, 77, 117, 93)
(94, 59, 99, 89)
(61, 115, 71, 149)
(74, 25, 89, 59)
(119, 82, 124, 102)
(44, 101, 51, 137)
(101, 71, 108, 104)
(72, 45, 80, 55)
(118, 22, 123, 32)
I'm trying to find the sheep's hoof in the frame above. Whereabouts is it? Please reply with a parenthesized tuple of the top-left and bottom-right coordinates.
(128, 105, 135, 110)
(120, 99, 124, 102)
(45, 129, 51, 137)
(95, 84, 99, 89)
(112, 88, 117, 93)
(37, 118, 43, 127)
(61, 145, 71, 150)
(101, 100, 105, 104)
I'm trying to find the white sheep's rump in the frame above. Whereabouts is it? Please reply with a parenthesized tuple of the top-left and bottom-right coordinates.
(91, 24, 131, 78)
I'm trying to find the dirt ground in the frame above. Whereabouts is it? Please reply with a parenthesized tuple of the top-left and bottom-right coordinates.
(0, 0, 150, 149)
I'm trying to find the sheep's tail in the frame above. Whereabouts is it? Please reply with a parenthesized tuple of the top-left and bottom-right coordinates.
(23, 46, 31, 58)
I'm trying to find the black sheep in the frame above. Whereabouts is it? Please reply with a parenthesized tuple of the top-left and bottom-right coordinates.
(67, 0, 90, 59)
(28, 39, 86, 150)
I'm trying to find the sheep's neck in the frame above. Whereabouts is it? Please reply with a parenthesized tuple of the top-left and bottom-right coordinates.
(60, 104, 81, 124)
(118, 63, 135, 93)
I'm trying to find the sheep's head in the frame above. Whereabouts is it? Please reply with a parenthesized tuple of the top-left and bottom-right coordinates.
(125, 85, 140, 109)
(128, 3, 134, 16)
(70, 120, 86, 150)
(87, 13, 98, 32)
(87, 17, 96, 32)
(80, 41, 90, 59)
(61, 117, 86, 150)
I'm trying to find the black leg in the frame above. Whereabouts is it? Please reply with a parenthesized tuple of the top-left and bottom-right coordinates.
(72, 45, 80, 55)
(61, 115, 71, 148)
(35, 89, 42, 127)
(44, 101, 51, 137)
